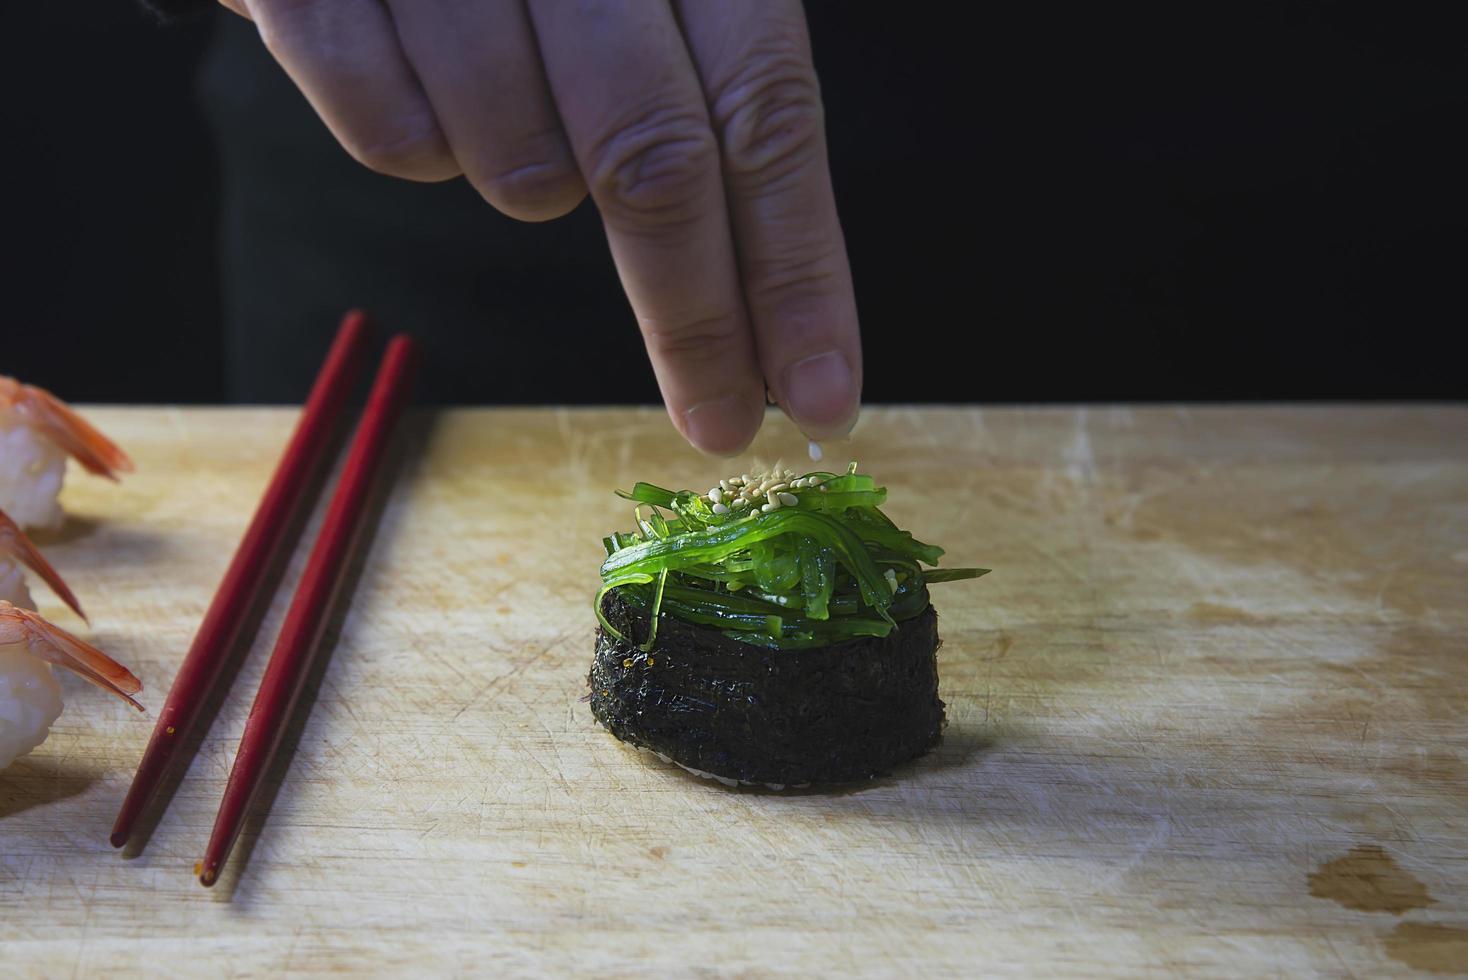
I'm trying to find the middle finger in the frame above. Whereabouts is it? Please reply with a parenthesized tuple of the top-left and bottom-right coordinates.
(525, 0, 766, 456)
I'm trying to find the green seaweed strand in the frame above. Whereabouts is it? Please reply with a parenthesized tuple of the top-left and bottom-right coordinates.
(597, 465, 989, 652)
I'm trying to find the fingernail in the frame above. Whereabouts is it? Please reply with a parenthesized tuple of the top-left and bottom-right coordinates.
(682, 394, 759, 457)
(780, 351, 858, 438)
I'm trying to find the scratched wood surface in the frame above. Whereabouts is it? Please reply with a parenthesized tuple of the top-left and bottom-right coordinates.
(2, 406, 1465, 977)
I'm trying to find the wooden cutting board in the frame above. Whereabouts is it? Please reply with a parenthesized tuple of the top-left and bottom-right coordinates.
(2, 406, 1465, 977)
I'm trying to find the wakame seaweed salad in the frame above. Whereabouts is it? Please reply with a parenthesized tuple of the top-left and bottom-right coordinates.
(589, 463, 988, 787)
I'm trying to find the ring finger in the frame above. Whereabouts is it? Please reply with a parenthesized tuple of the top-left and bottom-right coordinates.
(386, 0, 587, 221)
(240, 0, 460, 182)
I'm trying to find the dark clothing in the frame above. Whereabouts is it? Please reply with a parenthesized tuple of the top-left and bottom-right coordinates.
(199, 13, 632, 403)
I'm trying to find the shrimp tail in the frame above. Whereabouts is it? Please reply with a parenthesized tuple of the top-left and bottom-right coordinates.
(0, 601, 143, 711)
(0, 507, 87, 622)
(11, 382, 134, 480)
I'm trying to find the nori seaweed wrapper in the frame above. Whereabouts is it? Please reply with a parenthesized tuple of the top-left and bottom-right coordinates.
(589, 589, 944, 786)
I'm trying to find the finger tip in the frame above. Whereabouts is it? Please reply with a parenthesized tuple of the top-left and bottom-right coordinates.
(697, 440, 755, 459)
(778, 351, 860, 441)
(782, 394, 860, 445)
(680, 394, 762, 457)
(791, 404, 860, 444)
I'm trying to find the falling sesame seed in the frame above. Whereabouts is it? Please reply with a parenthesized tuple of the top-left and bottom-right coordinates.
(769, 482, 788, 495)
(778, 492, 798, 507)
(884, 569, 899, 593)
(712, 502, 730, 515)
(808, 440, 823, 462)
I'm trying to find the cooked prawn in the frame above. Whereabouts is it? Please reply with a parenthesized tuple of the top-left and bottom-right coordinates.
(1, 601, 142, 767)
(0, 507, 86, 621)
(0, 601, 141, 710)
(0, 376, 133, 479)
(0, 376, 133, 530)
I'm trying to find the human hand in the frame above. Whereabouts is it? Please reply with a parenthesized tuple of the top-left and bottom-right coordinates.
(220, 0, 861, 455)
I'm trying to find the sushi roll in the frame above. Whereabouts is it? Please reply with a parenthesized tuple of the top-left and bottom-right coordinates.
(1, 375, 133, 530)
(589, 464, 988, 787)
(0, 512, 133, 770)
(0, 510, 136, 768)
(1, 601, 143, 769)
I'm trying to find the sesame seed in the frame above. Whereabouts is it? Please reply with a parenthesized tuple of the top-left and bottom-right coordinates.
(778, 492, 798, 507)
(709, 487, 724, 504)
(712, 502, 729, 515)
(731, 498, 749, 509)
(884, 569, 898, 593)
(761, 502, 778, 513)
(808, 440, 824, 462)
(769, 482, 788, 495)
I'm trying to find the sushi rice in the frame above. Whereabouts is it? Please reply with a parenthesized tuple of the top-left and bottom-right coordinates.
(0, 645, 64, 769)
(0, 558, 36, 612)
(0, 419, 67, 531)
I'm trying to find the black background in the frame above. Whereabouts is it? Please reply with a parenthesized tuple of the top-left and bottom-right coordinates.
(4, 2, 1465, 404)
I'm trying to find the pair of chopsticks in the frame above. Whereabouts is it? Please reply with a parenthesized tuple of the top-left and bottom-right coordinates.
(110, 311, 419, 886)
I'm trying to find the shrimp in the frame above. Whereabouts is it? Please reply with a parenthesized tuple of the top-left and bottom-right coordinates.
(0, 601, 143, 769)
(0, 507, 86, 621)
(0, 375, 134, 530)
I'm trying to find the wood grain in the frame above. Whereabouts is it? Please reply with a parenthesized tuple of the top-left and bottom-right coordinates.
(2, 406, 1465, 977)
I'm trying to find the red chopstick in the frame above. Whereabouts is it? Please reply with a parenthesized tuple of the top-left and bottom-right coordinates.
(111, 311, 372, 849)
(198, 334, 419, 887)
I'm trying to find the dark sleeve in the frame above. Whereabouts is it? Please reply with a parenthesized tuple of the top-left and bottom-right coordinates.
(139, 0, 213, 21)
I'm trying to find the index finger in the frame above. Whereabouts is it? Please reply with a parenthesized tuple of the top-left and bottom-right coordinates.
(526, 0, 766, 457)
